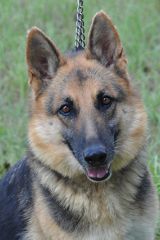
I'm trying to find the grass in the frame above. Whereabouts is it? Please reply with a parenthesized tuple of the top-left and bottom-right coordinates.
(0, 0, 159, 237)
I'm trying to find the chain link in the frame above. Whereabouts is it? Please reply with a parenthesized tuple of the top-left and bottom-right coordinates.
(75, 0, 85, 50)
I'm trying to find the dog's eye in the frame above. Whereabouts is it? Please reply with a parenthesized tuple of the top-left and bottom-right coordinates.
(96, 93, 113, 111)
(101, 96, 112, 105)
(59, 104, 71, 115)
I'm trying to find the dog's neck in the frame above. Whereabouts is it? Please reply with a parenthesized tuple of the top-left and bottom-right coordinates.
(29, 150, 107, 193)
(27, 148, 148, 208)
(27, 148, 146, 191)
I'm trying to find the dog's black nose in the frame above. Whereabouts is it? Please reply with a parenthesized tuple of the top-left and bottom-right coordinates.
(83, 145, 107, 166)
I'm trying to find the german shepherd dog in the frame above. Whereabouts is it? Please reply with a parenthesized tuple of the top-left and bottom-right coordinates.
(0, 11, 159, 240)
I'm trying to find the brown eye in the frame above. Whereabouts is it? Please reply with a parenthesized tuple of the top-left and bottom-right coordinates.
(61, 105, 71, 114)
(102, 96, 112, 105)
(58, 98, 75, 117)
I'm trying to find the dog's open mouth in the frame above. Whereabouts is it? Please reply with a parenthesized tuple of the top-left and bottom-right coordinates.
(86, 164, 112, 182)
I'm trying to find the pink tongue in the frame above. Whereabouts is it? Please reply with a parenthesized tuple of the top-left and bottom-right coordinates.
(87, 167, 107, 179)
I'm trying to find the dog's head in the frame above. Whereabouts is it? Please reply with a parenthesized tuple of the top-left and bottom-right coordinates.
(27, 11, 147, 182)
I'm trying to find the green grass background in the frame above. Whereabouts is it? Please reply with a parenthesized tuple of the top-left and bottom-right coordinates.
(0, 0, 159, 238)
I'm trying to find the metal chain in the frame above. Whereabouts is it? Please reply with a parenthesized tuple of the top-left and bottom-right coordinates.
(75, 0, 85, 50)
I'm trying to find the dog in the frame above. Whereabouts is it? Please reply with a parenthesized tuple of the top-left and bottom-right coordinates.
(0, 11, 159, 240)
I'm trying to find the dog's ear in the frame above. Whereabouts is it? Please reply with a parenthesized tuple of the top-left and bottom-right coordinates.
(88, 11, 127, 68)
(26, 27, 65, 95)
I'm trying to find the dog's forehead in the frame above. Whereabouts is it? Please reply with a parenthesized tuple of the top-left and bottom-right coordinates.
(54, 57, 115, 89)
(47, 55, 128, 101)
(66, 67, 113, 83)
(64, 68, 116, 97)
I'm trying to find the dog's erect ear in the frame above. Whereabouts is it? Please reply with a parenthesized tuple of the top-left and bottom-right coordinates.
(26, 27, 64, 94)
(88, 11, 126, 67)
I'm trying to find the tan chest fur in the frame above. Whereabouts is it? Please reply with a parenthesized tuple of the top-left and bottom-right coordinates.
(24, 179, 128, 240)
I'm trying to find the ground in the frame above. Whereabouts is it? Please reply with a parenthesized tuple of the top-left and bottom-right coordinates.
(0, 0, 159, 238)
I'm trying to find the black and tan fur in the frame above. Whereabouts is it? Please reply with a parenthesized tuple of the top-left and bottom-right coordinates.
(0, 11, 159, 240)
